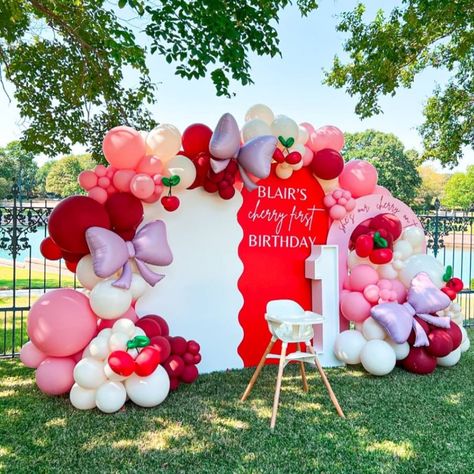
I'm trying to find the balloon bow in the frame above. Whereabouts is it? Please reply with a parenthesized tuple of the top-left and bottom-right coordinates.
(209, 113, 277, 191)
(86, 220, 173, 289)
(371, 272, 452, 347)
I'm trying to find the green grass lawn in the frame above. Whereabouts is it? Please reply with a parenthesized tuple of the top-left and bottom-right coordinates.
(0, 265, 75, 290)
(1, 330, 473, 473)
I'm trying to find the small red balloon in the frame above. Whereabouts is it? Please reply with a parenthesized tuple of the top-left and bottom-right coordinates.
(40, 237, 62, 260)
(134, 346, 161, 377)
(170, 336, 187, 356)
(189, 152, 211, 189)
(402, 347, 437, 375)
(61, 250, 85, 263)
(163, 354, 185, 378)
(186, 340, 201, 355)
(182, 352, 195, 365)
(108, 350, 135, 376)
(150, 335, 171, 361)
(182, 123, 213, 158)
(105, 192, 143, 231)
(180, 364, 199, 383)
(426, 329, 453, 357)
(369, 214, 402, 241)
(311, 148, 344, 180)
(169, 377, 180, 391)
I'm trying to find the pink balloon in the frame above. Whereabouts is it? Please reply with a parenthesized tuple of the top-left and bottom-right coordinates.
(309, 125, 344, 153)
(378, 279, 392, 291)
(106, 166, 116, 178)
(136, 155, 163, 175)
(389, 279, 407, 303)
(97, 306, 138, 331)
(299, 122, 315, 136)
(363, 284, 380, 304)
(20, 341, 47, 368)
(78, 170, 97, 191)
(339, 160, 378, 198)
(102, 126, 146, 170)
(340, 291, 371, 323)
(329, 204, 346, 220)
(302, 146, 314, 166)
(374, 185, 391, 197)
(36, 357, 75, 395)
(343, 275, 352, 290)
(70, 350, 84, 363)
(88, 186, 108, 204)
(130, 173, 154, 199)
(349, 264, 379, 292)
(98, 176, 110, 188)
(95, 164, 107, 177)
(106, 185, 117, 195)
(27, 289, 97, 357)
(113, 169, 135, 192)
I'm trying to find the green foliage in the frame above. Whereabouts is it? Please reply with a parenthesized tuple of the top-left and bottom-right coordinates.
(325, 1, 474, 166)
(35, 160, 55, 196)
(0, 0, 319, 160)
(342, 130, 421, 204)
(416, 165, 450, 208)
(45, 154, 95, 197)
(442, 166, 474, 209)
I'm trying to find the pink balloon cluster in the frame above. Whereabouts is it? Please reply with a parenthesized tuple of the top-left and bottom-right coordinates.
(323, 188, 356, 220)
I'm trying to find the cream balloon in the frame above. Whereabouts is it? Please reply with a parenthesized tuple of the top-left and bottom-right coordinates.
(88, 337, 110, 361)
(275, 164, 293, 180)
(73, 357, 107, 389)
(437, 347, 461, 367)
(109, 332, 129, 352)
(103, 363, 127, 382)
(317, 177, 340, 193)
(377, 263, 398, 280)
(245, 104, 274, 125)
(97, 328, 112, 340)
(362, 317, 386, 340)
(399, 254, 445, 288)
(76, 255, 102, 290)
(334, 330, 366, 364)
(241, 119, 271, 142)
(291, 159, 303, 171)
(129, 274, 150, 301)
(402, 226, 425, 248)
(112, 319, 135, 338)
(386, 340, 410, 360)
(145, 124, 181, 163)
(70, 383, 96, 410)
(360, 340, 396, 376)
(166, 155, 196, 191)
(271, 115, 299, 140)
(296, 125, 309, 145)
(125, 366, 170, 407)
(460, 334, 470, 353)
(95, 381, 127, 413)
(89, 279, 132, 320)
(393, 240, 413, 260)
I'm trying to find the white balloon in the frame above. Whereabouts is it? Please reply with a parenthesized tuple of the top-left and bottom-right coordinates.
(402, 226, 425, 248)
(74, 358, 107, 389)
(386, 340, 410, 360)
(271, 115, 299, 141)
(393, 240, 413, 260)
(360, 340, 396, 376)
(89, 279, 132, 320)
(95, 381, 127, 413)
(88, 337, 110, 361)
(291, 159, 303, 171)
(437, 347, 461, 367)
(133, 327, 146, 338)
(166, 155, 196, 191)
(377, 263, 398, 280)
(145, 124, 181, 163)
(245, 104, 274, 125)
(296, 125, 309, 145)
(129, 274, 150, 301)
(125, 366, 170, 407)
(460, 325, 468, 344)
(399, 254, 445, 288)
(76, 255, 102, 290)
(317, 177, 340, 193)
(348, 251, 375, 270)
(354, 322, 364, 332)
(104, 363, 127, 382)
(112, 319, 135, 337)
(241, 119, 271, 142)
(82, 345, 92, 358)
(97, 328, 112, 340)
(275, 164, 293, 180)
(109, 332, 129, 352)
(334, 330, 367, 364)
(460, 334, 470, 353)
(70, 383, 96, 410)
(362, 317, 386, 340)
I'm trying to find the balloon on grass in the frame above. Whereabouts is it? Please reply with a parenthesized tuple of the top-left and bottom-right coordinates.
(334, 330, 366, 364)
(36, 357, 75, 395)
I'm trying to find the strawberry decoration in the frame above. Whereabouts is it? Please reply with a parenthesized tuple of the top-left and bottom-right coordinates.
(161, 175, 181, 212)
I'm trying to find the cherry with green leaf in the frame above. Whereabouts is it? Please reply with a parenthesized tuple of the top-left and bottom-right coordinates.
(161, 175, 181, 212)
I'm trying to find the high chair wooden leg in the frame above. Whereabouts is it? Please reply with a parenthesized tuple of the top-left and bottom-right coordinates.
(307, 343, 345, 419)
(270, 342, 287, 430)
(298, 342, 308, 392)
(241, 337, 276, 402)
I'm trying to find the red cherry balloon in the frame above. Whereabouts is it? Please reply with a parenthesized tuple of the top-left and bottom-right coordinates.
(181, 364, 199, 383)
(445, 321, 462, 350)
(134, 346, 161, 377)
(163, 354, 185, 378)
(369, 214, 402, 241)
(355, 234, 374, 258)
(108, 350, 135, 376)
(369, 248, 393, 265)
(350, 222, 372, 247)
(311, 149, 344, 180)
(105, 192, 143, 231)
(40, 237, 62, 260)
(402, 347, 437, 375)
(193, 353, 202, 365)
(285, 151, 302, 165)
(447, 278, 463, 293)
(441, 287, 457, 301)
(170, 336, 187, 356)
(426, 329, 454, 357)
(182, 123, 213, 158)
(219, 185, 236, 200)
(272, 148, 285, 163)
(161, 195, 180, 212)
(150, 335, 171, 361)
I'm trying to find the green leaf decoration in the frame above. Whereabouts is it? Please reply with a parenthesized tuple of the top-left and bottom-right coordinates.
(161, 177, 171, 187)
(169, 175, 181, 186)
(127, 335, 150, 350)
(285, 137, 295, 148)
(443, 265, 453, 282)
(278, 135, 287, 147)
(373, 231, 388, 249)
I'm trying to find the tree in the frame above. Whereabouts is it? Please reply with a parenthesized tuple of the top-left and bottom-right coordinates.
(416, 165, 450, 208)
(35, 160, 55, 196)
(0, 0, 318, 160)
(45, 154, 95, 197)
(342, 130, 422, 204)
(325, 1, 474, 167)
(442, 166, 474, 209)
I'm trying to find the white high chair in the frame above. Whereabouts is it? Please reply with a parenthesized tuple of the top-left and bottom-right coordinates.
(241, 299, 345, 429)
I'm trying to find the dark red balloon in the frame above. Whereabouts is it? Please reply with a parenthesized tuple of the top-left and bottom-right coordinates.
(311, 148, 344, 180)
(65, 260, 78, 273)
(170, 336, 187, 356)
(135, 317, 162, 338)
(150, 335, 171, 361)
(186, 340, 201, 355)
(169, 377, 180, 391)
(140, 315, 169, 337)
(105, 192, 143, 231)
(182, 123, 213, 158)
(189, 152, 211, 189)
(369, 214, 402, 241)
(48, 196, 111, 254)
(182, 352, 195, 365)
(163, 354, 185, 378)
(40, 237, 62, 260)
(181, 364, 199, 383)
(402, 347, 437, 375)
(134, 346, 161, 377)
(426, 329, 453, 357)
(61, 250, 85, 263)
(445, 321, 462, 350)
(407, 316, 431, 345)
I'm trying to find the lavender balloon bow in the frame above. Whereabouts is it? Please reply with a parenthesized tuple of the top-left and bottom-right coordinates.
(210, 113, 277, 191)
(371, 272, 451, 347)
(85, 220, 173, 290)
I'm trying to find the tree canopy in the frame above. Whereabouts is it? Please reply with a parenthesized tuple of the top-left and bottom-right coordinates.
(416, 165, 450, 208)
(342, 130, 421, 204)
(442, 166, 474, 209)
(325, 1, 473, 167)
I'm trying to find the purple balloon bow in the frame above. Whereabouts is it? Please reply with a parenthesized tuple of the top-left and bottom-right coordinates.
(86, 220, 173, 290)
(371, 272, 451, 347)
(209, 113, 277, 191)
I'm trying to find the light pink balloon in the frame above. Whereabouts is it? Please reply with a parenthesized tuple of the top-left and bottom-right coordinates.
(95, 164, 107, 177)
(299, 122, 315, 136)
(113, 169, 135, 192)
(309, 125, 344, 153)
(345, 198, 356, 211)
(389, 279, 407, 303)
(378, 279, 392, 290)
(97, 306, 138, 331)
(363, 284, 380, 304)
(136, 155, 163, 175)
(106, 166, 116, 178)
(130, 173, 155, 199)
(343, 275, 352, 290)
(302, 146, 314, 167)
(78, 170, 97, 191)
(102, 126, 146, 170)
(98, 176, 110, 188)
(329, 204, 346, 220)
(339, 160, 378, 198)
(88, 186, 108, 204)
(340, 291, 371, 323)
(323, 195, 336, 207)
(349, 264, 379, 292)
(27, 289, 97, 357)
(20, 341, 47, 368)
(36, 357, 75, 395)
(142, 186, 164, 203)
(374, 185, 391, 197)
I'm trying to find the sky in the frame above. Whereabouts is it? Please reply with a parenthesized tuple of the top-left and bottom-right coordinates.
(0, 0, 472, 171)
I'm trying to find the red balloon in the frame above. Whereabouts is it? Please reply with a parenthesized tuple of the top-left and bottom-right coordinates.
(140, 315, 169, 336)
(369, 214, 402, 241)
(108, 350, 135, 376)
(189, 152, 211, 189)
(193, 353, 202, 365)
(48, 196, 111, 254)
(407, 316, 431, 345)
(135, 317, 162, 338)
(181, 364, 199, 383)
(65, 260, 78, 273)
(134, 346, 161, 377)
(182, 353, 195, 365)
(349, 221, 372, 248)
(163, 354, 185, 378)
(447, 278, 464, 293)
(150, 335, 171, 361)
(169, 377, 180, 391)
(170, 336, 187, 356)
(114, 228, 137, 241)
(40, 237, 62, 260)
(311, 148, 344, 180)
(445, 321, 462, 350)
(182, 123, 213, 158)
(426, 329, 453, 357)
(441, 287, 457, 301)
(186, 340, 201, 355)
(402, 347, 437, 375)
(61, 250, 85, 263)
(105, 192, 143, 231)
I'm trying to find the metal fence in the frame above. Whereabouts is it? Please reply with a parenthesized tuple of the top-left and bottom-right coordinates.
(1, 191, 473, 358)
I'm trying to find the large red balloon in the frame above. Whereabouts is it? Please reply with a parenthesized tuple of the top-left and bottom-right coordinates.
(134, 346, 161, 377)
(40, 237, 62, 260)
(182, 123, 213, 158)
(311, 148, 344, 180)
(48, 196, 111, 254)
(445, 321, 462, 350)
(105, 192, 143, 231)
(426, 329, 453, 357)
(402, 347, 437, 375)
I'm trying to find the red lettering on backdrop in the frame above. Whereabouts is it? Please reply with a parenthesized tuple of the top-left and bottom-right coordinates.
(237, 166, 329, 366)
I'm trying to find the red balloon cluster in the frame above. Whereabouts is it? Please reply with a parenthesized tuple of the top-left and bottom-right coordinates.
(311, 148, 344, 180)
